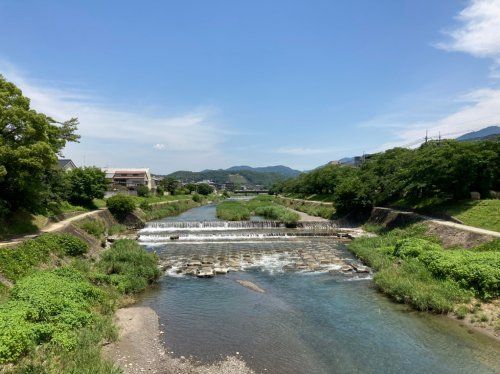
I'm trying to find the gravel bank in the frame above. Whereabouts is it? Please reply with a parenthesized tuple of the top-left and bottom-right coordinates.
(104, 306, 254, 374)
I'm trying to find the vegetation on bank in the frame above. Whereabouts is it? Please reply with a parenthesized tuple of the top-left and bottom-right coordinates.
(216, 196, 300, 226)
(0, 238, 159, 371)
(271, 139, 499, 216)
(0, 233, 88, 281)
(275, 196, 336, 220)
(349, 224, 500, 317)
(417, 199, 500, 232)
(216, 201, 251, 220)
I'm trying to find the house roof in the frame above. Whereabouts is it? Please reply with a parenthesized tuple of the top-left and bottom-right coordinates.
(58, 159, 76, 169)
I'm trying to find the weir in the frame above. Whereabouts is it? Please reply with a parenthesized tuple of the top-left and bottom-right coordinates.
(141, 220, 337, 231)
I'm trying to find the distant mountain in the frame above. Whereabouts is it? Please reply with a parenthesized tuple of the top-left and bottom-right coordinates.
(226, 165, 301, 177)
(456, 126, 500, 141)
(338, 157, 355, 165)
(166, 169, 286, 188)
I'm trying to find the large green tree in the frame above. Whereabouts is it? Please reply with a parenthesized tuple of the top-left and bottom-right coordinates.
(66, 167, 107, 206)
(0, 75, 79, 217)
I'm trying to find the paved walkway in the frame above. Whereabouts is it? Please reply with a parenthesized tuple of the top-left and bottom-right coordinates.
(375, 207, 500, 238)
(0, 209, 104, 248)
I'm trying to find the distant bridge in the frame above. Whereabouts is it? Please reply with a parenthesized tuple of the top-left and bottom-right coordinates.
(233, 189, 269, 194)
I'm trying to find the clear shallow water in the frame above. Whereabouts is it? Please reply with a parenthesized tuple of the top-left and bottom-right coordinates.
(138, 204, 500, 374)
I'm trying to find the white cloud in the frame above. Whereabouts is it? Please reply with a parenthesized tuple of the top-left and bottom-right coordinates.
(1, 62, 226, 154)
(377, 88, 500, 150)
(437, 0, 500, 74)
(153, 143, 166, 150)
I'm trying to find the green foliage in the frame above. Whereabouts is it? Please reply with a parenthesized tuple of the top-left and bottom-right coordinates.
(142, 199, 198, 221)
(196, 183, 214, 195)
(374, 260, 470, 313)
(108, 224, 127, 236)
(0, 75, 79, 219)
(350, 223, 500, 313)
(393, 238, 442, 259)
(65, 167, 107, 206)
(275, 197, 336, 219)
(136, 184, 150, 197)
(96, 240, 159, 294)
(159, 177, 180, 195)
(192, 193, 202, 203)
(272, 139, 500, 215)
(419, 249, 500, 299)
(216, 201, 250, 220)
(0, 268, 103, 364)
(156, 185, 165, 196)
(474, 239, 500, 252)
(254, 205, 299, 226)
(0, 233, 88, 281)
(167, 169, 285, 188)
(78, 218, 106, 238)
(106, 194, 136, 221)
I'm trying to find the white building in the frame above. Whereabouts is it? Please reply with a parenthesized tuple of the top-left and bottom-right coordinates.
(102, 168, 153, 191)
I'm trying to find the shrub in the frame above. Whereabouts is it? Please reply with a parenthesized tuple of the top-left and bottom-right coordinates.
(419, 249, 500, 299)
(0, 268, 103, 364)
(192, 193, 202, 203)
(106, 194, 136, 221)
(96, 240, 159, 294)
(393, 238, 442, 259)
(455, 305, 469, 319)
(254, 205, 300, 226)
(136, 185, 150, 197)
(0, 233, 88, 281)
(196, 183, 214, 196)
(78, 218, 106, 238)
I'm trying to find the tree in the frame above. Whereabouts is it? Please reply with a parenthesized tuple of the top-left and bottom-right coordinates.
(0, 75, 79, 218)
(196, 183, 214, 195)
(106, 194, 136, 221)
(160, 177, 180, 195)
(136, 185, 150, 197)
(66, 167, 107, 206)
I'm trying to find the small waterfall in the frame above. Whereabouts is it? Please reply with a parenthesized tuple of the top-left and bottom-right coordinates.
(140, 220, 337, 233)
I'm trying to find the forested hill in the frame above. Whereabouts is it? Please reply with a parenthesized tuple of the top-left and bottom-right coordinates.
(225, 165, 301, 177)
(165, 169, 286, 187)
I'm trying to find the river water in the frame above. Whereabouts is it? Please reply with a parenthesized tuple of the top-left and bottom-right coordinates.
(137, 203, 500, 374)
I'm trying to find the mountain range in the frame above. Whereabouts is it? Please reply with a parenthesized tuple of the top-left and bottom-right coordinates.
(165, 165, 301, 188)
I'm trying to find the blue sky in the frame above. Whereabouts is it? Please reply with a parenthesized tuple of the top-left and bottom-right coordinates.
(1, 0, 500, 172)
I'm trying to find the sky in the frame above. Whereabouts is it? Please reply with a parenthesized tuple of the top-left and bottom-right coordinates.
(1, 0, 500, 172)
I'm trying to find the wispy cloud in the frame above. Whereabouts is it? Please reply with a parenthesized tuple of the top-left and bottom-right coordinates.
(377, 88, 500, 150)
(1, 61, 232, 171)
(436, 0, 500, 75)
(1, 62, 227, 153)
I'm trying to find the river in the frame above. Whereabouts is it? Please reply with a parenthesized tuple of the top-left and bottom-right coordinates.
(137, 203, 500, 374)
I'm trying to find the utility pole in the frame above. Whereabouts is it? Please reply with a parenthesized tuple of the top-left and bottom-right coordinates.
(425, 130, 428, 144)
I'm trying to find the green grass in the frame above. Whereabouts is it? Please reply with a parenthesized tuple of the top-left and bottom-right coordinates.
(348, 223, 500, 313)
(129, 194, 193, 205)
(0, 233, 88, 281)
(108, 224, 127, 236)
(94, 239, 160, 294)
(142, 199, 199, 221)
(0, 211, 48, 240)
(0, 284, 9, 304)
(77, 218, 107, 238)
(275, 196, 336, 219)
(254, 205, 299, 226)
(419, 199, 500, 232)
(0, 237, 158, 370)
(216, 201, 250, 220)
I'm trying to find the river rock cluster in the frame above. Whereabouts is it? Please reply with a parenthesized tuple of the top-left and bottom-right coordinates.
(158, 247, 370, 278)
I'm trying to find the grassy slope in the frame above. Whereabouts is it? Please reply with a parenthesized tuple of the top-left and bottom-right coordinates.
(349, 224, 500, 329)
(428, 199, 500, 232)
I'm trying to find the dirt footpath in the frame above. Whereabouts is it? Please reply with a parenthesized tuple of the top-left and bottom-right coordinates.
(103, 307, 254, 374)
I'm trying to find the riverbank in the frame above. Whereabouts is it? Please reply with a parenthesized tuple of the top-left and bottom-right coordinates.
(0, 195, 219, 371)
(348, 223, 500, 340)
(103, 306, 254, 374)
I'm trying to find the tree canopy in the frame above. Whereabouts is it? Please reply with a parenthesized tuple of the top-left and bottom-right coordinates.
(271, 139, 500, 214)
(0, 75, 80, 217)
